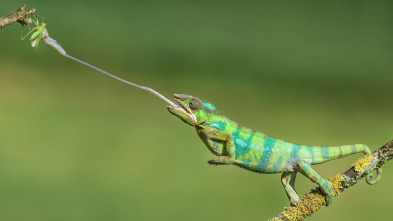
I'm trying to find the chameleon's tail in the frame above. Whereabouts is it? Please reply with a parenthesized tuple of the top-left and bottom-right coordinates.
(310, 144, 382, 184)
(311, 144, 370, 164)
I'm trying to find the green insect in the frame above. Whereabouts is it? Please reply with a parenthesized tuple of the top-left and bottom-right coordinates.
(21, 14, 48, 48)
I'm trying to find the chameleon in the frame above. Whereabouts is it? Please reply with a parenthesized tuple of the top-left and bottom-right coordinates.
(167, 94, 382, 206)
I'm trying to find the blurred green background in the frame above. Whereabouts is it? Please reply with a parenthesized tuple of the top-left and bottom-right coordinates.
(1, 1, 393, 220)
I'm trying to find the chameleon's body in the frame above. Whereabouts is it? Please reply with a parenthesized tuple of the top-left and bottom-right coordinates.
(167, 94, 382, 206)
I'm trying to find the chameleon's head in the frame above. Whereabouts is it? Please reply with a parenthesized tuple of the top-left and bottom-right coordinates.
(167, 94, 218, 126)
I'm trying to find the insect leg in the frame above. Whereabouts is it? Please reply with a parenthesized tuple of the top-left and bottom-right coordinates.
(21, 26, 38, 40)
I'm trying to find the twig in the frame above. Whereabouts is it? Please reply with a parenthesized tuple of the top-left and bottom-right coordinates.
(0, 4, 36, 29)
(270, 139, 393, 221)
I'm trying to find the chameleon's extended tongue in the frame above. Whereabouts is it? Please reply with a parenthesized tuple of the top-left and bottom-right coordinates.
(42, 34, 178, 108)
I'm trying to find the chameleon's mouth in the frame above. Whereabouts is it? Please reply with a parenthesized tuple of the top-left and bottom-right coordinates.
(168, 94, 197, 123)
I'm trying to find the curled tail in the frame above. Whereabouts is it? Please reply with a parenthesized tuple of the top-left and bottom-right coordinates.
(366, 168, 382, 185)
(354, 144, 382, 185)
(360, 144, 383, 185)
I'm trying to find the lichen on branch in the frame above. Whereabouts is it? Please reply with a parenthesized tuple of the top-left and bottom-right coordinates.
(0, 4, 36, 29)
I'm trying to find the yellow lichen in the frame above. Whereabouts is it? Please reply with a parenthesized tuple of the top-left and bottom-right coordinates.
(282, 191, 326, 221)
(352, 154, 372, 173)
(281, 174, 345, 221)
(328, 174, 344, 196)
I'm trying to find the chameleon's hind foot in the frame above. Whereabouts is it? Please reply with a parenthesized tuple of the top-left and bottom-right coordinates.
(297, 161, 335, 206)
(290, 198, 299, 207)
(325, 194, 334, 206)
(318, 179, 334, 206)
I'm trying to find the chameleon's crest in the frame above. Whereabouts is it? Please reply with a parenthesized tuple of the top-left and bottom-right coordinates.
(201, 101, 218, 113)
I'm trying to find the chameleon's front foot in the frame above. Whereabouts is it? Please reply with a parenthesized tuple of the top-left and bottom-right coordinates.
(318, 179, 334, 206)
(208, 156, 235, 165)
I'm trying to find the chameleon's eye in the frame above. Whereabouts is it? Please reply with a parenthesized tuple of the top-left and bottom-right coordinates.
(189, 99, 201, 110)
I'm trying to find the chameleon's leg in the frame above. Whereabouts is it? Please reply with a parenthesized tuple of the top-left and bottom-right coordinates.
(281, 172, 299, 206)
(297, 161, 334, 206)
(205, 128, 238, 165)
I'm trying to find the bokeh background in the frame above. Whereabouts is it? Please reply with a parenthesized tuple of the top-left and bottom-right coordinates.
(1, 1, 393, 220)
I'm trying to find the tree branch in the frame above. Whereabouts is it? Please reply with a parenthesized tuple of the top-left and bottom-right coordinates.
(270, 139, 393, 221)
(0, 4, 36, 29)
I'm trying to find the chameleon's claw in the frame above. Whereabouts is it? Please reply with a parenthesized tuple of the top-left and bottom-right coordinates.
(318, 180, 334, 206)
(207, 160, 218, 166)
(208, 156, 233, 165)
(325, 195, 334, 206)
(290, 199, 299, 207)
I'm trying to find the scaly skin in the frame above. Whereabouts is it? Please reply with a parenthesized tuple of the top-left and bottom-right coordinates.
(167, 94, 382, 206)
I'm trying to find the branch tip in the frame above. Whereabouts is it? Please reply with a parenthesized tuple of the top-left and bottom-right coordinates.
(0, 4, 36, 29)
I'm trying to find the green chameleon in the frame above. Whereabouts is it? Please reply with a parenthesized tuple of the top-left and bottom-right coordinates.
(168, 94, 382, 206)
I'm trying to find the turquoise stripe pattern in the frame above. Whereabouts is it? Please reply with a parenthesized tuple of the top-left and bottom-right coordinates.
(241, 159, 251, 168)
(306, 146, 314, 163)
(234, 132, 254, 158)
(209, 121, 227, 131)
(322, 147, 329, 162)
(269, 155, 283, 173)
(290, 144, 302, 160)
(255, 137, 276, 172)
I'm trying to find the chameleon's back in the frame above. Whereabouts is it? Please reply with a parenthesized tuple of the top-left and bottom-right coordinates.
(204, 114, 370, 174)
